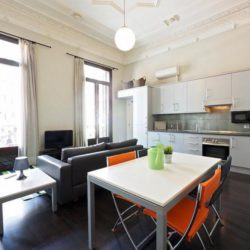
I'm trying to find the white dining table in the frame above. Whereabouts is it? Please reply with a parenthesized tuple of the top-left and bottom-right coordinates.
(87, 152, 221, 250)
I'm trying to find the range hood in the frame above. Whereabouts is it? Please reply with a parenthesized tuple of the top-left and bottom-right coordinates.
(205, 104, 232, 113)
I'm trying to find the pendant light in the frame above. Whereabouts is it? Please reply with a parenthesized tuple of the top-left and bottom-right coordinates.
(114, 0, 135, 51)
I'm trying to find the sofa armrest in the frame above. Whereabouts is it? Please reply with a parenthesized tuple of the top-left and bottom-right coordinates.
(37, 155, 73, 204)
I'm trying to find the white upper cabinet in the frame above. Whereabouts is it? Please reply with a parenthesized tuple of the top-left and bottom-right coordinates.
(117, 88, 133, 98)
(152, 87, 162, 114)
(232, 70, 250, 111)
(173, 82, 187, 113)
(152, 82, 187, 114)
(162, 84, 174, 114)
(205, 74, 232, 106)
(187, 79, 206, 113)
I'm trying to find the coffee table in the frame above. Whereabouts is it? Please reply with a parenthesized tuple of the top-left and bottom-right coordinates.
(0, 168, 57, 236)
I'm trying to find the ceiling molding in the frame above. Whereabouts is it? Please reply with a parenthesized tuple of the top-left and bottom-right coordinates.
(92, 0, 160, 14)
(1, 0, 250, 66)
(0, 0, 124, 65)
(92, 0, 123, 13)
(124, 2, 250, 64)
(136, 0, 160, 8)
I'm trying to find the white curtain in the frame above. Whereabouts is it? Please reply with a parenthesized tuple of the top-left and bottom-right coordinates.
(74, 57, 85, 147)
(20, 39, 39, 164)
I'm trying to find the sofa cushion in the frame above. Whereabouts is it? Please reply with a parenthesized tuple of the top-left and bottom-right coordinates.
(106, 139, 138, 150)
(70, 144, 143, 186)
(61, 142, 106, 162)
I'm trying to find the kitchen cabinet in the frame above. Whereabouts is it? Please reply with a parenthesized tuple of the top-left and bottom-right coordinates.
(152, 82, 187, 114)
(152, 87, 162, 114)
(148, 132, 184, 153)
(183, 134, 202, 156)
(174, 82, 187, 113)
(148, 131, 161, 147)
(232, 70, 250, 111)
(117, 88, 133, 98)
(170, 133, 184, 152)
(230, 136, 250, 169)
(161, 85, 174, 114)
(205, 74, 232, 106)
(187, 79, 206, 113)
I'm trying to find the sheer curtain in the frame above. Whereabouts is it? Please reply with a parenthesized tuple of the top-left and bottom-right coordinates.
(20, 39, 39, 164)
(74, 57, 86, 147)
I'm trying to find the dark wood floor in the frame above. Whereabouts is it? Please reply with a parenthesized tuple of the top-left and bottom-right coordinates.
(1, 172, 250, 250)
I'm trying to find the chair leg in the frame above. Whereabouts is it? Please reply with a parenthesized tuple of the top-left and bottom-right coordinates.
(112, 203, 137, 232)
(202, 224, 214, 246)
(112, 194, 138, 249)
(212, 204, 223, 226)
(209, 204, 224, 237)
(196, 232, 207, 250)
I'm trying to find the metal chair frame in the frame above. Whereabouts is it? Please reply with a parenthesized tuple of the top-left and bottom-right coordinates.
(149, 185, 209, 250)
(112, 194, 156, 249)
(107, 152, 155, 249)
(203, 156, 232, 238)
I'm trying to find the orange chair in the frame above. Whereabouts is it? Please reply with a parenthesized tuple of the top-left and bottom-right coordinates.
(107, 151, 155, 249)
(143, 167, 221, 250)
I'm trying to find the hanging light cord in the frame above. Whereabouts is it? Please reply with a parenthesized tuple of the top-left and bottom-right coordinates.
(123, 0, 126, 27)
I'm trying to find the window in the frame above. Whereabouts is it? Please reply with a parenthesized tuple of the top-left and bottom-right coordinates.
(0, 35, 21, 147)
(84, 63, 112, 145)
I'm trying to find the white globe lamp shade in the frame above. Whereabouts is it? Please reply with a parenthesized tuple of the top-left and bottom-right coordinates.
(114, 26, 135, 51)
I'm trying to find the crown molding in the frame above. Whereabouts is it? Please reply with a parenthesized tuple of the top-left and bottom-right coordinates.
(1, 0, 250, 66)
(124, 1, 250, 64)
(92, 0, 160, 13)
(0, 0, 124, 65)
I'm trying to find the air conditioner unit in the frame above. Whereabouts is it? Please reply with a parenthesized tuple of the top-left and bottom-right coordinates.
(155, 66, 179, 80)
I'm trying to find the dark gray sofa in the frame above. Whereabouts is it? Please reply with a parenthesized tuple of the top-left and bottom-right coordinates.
(37, 139, 143, 205)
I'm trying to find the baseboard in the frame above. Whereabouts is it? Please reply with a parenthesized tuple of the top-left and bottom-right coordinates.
(231, 166, 250, 175)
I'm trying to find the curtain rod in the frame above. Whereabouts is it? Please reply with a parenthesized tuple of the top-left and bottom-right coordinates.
(66, 53, 118, 70)
(0, 31, 51, 48)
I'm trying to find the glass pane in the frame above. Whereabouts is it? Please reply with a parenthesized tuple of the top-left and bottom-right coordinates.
(0, 39, 20, 62)
(98, 84, 109, 138)
(84, 65, 110, 82)
(0, 64, 21, 147)
(84, 81, 96, 139)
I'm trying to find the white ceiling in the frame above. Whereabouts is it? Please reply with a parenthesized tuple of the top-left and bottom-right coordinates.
(13, 0, 250, 50)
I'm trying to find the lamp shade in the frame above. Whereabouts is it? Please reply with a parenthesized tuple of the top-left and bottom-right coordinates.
(13, 156, 29, 171)
(114, 26, 135, 51)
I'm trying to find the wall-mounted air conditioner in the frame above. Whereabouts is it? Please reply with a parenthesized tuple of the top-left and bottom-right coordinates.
(155, 66, 179, 80)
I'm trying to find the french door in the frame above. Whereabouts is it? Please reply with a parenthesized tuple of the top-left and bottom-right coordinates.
(84, 63, 112, 145)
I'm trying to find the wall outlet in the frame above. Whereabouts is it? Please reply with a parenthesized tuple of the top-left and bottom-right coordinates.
(243, 124, 250, 129)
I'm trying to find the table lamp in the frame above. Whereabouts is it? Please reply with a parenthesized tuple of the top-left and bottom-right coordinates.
(13, 156, 30, 180)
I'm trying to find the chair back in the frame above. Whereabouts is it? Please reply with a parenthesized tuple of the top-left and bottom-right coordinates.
(220, 155, 232, 185)
(209, 156, 232, 205)
(199, 168, 221, 209)
(137, 149, 148, 158)
(107, 151, 137, 167)
(181, 167, 221, 241)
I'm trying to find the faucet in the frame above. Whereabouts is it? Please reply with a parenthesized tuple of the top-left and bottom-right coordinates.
(195, 123, 200, 132)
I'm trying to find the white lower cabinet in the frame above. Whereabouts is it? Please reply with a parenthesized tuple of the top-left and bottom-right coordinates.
(183, 134, 202, 156)
(230, 136, 250, 169)
(147, 132, 161, 147)
(147, 132, 184, 153)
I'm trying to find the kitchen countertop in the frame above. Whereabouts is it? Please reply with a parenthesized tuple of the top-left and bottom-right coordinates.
(148, 129, 250, 137)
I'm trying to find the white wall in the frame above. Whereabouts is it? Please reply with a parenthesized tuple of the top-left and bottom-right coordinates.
(0, 21, 127, 151)
(124, 24, 250, 85)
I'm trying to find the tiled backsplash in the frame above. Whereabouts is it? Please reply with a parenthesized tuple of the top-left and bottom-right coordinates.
(153, 112, 250, 132)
